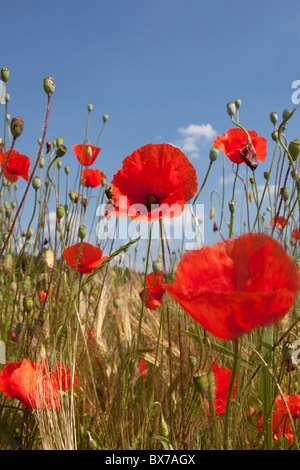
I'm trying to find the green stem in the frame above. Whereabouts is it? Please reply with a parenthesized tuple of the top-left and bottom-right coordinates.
(224, 339, 239, 450)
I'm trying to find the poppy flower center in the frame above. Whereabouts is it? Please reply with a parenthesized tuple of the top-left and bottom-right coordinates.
(145, 194, 161, 210)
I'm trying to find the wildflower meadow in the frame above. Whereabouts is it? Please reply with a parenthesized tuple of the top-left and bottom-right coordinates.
(0, 67, 300, 454)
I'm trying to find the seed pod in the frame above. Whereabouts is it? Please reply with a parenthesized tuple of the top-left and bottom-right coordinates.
(281, 186, 290, 201)
(3, 254, 13, 275)
(270, 112, 278, 125)
(228, 200, 236, 215)
(288, 139, 300, 162)
(235, 98, 241, 109)
(11, 116, 24, 138)
(88, 104, 93, 112)
(78, 225, 87, 240)
(56, 144, 67, 158)
(103, 113, 109, 123)
(152, 260, 162, 274)
(209, 147, 219, 162)
(43, 76, 55, 95)
(23, 296, 33, 313)
(189, 356, 197, 369)
(32, 176, 41, 190)
(1, 67, 10, 83)
(193, 371, 215, 396)
(56, 204, 65, 219)
(113, 298, 120, 309)
(226, 102, 236, 117)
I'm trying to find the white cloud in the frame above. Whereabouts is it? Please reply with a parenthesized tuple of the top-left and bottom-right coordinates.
(170, 123, 217, 159)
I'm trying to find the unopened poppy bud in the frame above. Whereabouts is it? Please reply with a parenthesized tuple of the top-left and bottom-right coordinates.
(66, 222, 71, 232)
(210, 206, 215, 219)
(281, 186, 290, 201)
(5, 93, 10, 103)
(86, 145, 93, 159)
(38, 198, 42, 205)
(69, 191, 76, 202)
(288, 139, 300, 162)
(101, 177, 106, 186)
(249, 176, 255, 185)
(56, 144, 67, 158)
(22, 276, 32, 295)
(44, 236, 49, 245)
(282, 108, 293, 121)
(282, 342, 294, 359)
(189, 356, 197, 369)
(103, 113, 109, 123)
(249, 189, 254, 203)
(3, 254, 13, 274)
(270, 112, 278, 125)
(193, 371, 215, 395)
(15, 322, 22, 339)
(113, 298, 120, 308)
(5, 208, 12, 219)
(228, 200, 236, 214)
(32, 176, 41, 190)
(11, 201, 16, 209)
(46, 141, 52, 153)
(78, 225, 87, 240)
(5, 114, 10, 122)
(264, 171, 270, 180)
(43, 76, 55, 95)
(56, 204, 65, 219)
(213, 221, 218, 232)
(160, 415, 169, 438)
(39, 157, 45, 168)
(23, 296, 33, 313)
(64, 165, 70, 175)
(1, 67, 10, 83)
(105, 186, 113, 200)
(235, 98, 241, 109)
(44, 249, 55, 269)
(209, 146, 219, 162)
(271, 131, 278, 142)
(0, 138, 3, 151)
(11, 116, 24, 138)
(57, 159, 62, 169)
(152, 260, 162, 274)
(226, 102, 236, 117)
(291, 170, 298, 180)
(56, 136, 64, 147)
(87, 104, 93, 112)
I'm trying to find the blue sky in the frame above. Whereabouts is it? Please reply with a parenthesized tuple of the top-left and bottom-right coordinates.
(1, 0, 300, 263)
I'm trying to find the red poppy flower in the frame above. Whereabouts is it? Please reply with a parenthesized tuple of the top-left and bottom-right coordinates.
(275, 394, 300, 419)
(270, 216, 289, 230)
(63, 242, 108, 274)
(251, 409, 294, 445)
(72, 144, 101, 166)
(0, 150, 30, 182)
(213, 128, 267, 166)
(139, 359, 146, 377)
(164, 233, 299, 340)
(139, 271, 165, 310)
(0, 358, 79, 409)
(81, 168, 106, 188)
(207, 362, 237, 416)
(107, 143, 198, 222)
(292, 228, 300, 240)
(39, 289, 56, 302)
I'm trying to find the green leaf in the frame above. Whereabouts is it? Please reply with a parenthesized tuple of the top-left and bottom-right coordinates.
(154, 436, 174, 450)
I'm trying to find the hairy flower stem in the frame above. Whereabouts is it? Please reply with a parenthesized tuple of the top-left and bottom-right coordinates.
(224, 339, 239, 450)
(0, 94, 52, 258)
